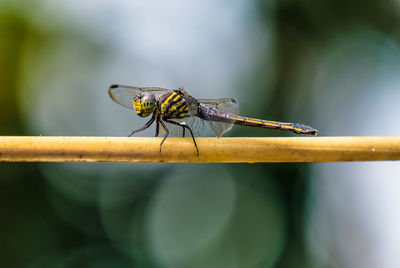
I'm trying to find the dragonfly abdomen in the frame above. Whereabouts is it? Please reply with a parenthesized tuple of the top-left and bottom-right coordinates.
(199, 104, 317, 136)
(228, 115, 318, 135)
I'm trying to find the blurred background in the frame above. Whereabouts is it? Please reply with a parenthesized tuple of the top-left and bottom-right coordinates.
(1, 0, 400, 267)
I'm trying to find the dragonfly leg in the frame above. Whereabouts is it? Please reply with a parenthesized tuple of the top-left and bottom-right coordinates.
(155, 117, 160, 137)
(164, 119, 199, 156)
(128, 115, 155, 137)
(181, 122, 186, 137)
(159, 119, 169, 153)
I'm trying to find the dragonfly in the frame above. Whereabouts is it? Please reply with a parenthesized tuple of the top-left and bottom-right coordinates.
(108, 84, 318, 156)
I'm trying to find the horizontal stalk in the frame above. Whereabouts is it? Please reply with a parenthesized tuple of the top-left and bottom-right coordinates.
(0, 136, 399, 163)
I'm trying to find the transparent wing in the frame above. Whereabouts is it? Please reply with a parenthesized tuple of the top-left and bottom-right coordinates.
(197, 98, 239, 115)
(158, 116, 206, 137)
(198, 98, 239, 137)
(108, 84, 169, 110)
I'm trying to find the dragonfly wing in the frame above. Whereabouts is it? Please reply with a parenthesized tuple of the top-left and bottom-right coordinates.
(108, 84, 169, 110)
(158, 117, 205, 137)
(198, 98, 239, 115)
(198, 98, 239, 137)
(185, 117, 206, 136)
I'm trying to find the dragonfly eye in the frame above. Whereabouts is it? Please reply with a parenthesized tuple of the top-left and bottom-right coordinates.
(133, 92, 156, 117)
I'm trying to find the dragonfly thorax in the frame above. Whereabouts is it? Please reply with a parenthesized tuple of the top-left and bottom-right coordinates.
(133, 92, 156, 117)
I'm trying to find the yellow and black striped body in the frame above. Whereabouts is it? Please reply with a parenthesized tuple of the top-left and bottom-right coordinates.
(158, 90, 190, 119)
(198, 103, 318, 135)
(227, 115, 317, 135)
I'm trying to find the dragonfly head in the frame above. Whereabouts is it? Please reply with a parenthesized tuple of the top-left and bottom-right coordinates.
(133, 92, 156, 117)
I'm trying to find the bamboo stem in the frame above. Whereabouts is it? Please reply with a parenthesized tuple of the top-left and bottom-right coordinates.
(0, 136, 399, 163)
